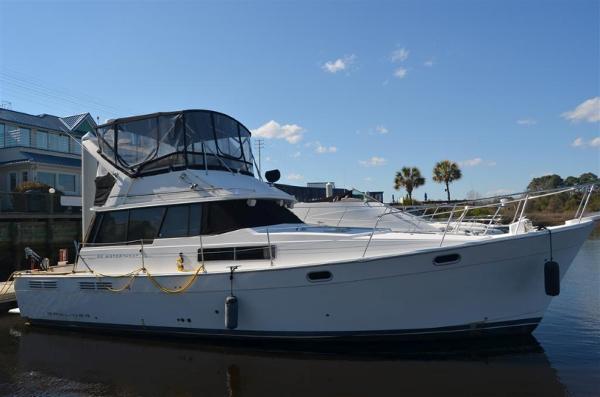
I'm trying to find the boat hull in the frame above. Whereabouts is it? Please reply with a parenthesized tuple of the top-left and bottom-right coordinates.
(14, 221, 594, 342)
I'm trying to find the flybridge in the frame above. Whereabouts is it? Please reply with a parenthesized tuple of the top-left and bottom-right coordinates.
(95, 110, 255, 178)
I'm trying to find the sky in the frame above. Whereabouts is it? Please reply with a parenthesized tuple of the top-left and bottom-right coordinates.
(0, 0, 598, 201)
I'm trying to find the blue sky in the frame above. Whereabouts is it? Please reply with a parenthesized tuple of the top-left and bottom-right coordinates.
(1, 0, 598, 201)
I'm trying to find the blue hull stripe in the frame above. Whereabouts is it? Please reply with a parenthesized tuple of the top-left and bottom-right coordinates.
(26, 317, 542, 341)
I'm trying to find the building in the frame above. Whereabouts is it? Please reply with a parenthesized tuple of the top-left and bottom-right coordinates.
(0, 108, 96, 275)
(0, 108, 96, 196)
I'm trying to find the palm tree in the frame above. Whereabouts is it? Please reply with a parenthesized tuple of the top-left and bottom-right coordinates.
(432, 160, 462, 201)
(394, 167, 426, 203)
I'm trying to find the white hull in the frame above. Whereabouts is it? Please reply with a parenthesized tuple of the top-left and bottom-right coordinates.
(14, 220, 593, 340)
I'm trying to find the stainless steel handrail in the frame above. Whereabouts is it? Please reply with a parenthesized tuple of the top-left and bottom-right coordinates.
(360, 183, 598, 257)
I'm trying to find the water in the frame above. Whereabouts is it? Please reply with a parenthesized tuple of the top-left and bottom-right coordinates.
(0, 239, 597, 397)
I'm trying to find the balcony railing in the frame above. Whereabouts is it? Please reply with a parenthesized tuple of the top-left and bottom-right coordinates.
(0, 191, 81, 215)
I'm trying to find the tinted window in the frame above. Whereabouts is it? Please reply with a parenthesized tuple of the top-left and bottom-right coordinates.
(48, 133, 61, 151)
(159, 206, 189, 238)
(87, 213, 103, 243)
(96, 210, 128, 244)
(128, 207, 165, 242)
(88, 200, 302, 244)
(35, 130, 48, 149)
(197, 246, 274, 261)
(58, 174, 76, 192)
(37, 172, 56, 187)
(203, 200, 301, 235)
(188, 203, 202, 236)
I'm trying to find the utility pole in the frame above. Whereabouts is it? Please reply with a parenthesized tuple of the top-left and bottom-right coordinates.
(254, 139, 264, 174)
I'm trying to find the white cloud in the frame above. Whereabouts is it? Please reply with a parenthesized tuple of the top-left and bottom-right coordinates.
(459, 157, 496, 167)
(424, 59, 434, 67)
(562, 97, 600, 123)
(359, 156, 387, 167)
(460, 158, 483, 167)
(364, 177, 373, 182)
(252, 120, 305, 144)
(394, 67, 408, 79)
(375, 125, 389, 134)
(571, 137, 584, 147)
(322, 55, 356, 73)
(517, 118, 537, 126)
(315, 143, 337, 154)
(291, 151, 301, 158)
(572, 136, 600, 148)
(286, 173, 304, 181)
(391, 48, 409, 62)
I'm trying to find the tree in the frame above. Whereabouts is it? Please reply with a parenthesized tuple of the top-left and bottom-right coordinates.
(432, 160, 462, 201)
(527, 174, 563, 191)
(394, 167, 425, 203)
(578, 172, 599, 184)
(564, 176, 579, 186)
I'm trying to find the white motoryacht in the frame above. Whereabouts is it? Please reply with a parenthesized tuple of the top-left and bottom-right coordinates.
(12, 110, 599, 341)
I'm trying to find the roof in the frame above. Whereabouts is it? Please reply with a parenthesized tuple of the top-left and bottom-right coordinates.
(59, 113, 89, 130)
(0, 108, 96, 134)
(96, 109, 250, 133)
(0, 148, 81, 168)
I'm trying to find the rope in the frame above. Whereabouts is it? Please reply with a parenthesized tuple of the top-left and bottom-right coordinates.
(1, 260, 206, 295)
(0, 272, 18, 296)
(104, 268, 145, 292)
(144, 264, 206, 294)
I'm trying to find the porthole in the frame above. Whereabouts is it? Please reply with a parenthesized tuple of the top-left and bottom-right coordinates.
(307, 270, 332, 282)
(433, 253, 461, 266)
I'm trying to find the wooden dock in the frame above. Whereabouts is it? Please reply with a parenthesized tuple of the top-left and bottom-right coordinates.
(0, 281, 17, 312)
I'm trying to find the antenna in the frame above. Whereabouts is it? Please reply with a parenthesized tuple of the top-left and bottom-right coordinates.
(0, 101, 12, 110)
(254, 139, 265, 176)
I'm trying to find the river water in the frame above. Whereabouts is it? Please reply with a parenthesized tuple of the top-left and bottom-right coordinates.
(0, 238, 597, 397)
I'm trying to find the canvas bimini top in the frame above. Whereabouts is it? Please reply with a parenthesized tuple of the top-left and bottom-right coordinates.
(95, 110, 255, 178)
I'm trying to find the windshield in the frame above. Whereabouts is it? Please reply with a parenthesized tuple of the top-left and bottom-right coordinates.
(96, 110, 254, 177)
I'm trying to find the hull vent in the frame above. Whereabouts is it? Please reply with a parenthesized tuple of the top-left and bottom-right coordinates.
(28, 280, 57, 289)
(79, 281, 113, 290)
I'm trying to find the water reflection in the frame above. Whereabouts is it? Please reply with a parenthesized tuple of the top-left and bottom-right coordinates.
(0, 320, 567, 397)
(2, 235, 598, 397)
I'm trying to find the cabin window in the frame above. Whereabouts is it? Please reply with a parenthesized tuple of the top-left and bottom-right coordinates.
(188, 203, 202, 235)
(198, 246, 275, 261)
(128, 207, 165, 242)
(159, 206, 189, 238)
(203, 200, 301, 235)
(87, 213, 104, 243)
(88, 200, 301, 245)
(159, 204, 202, 238)
(95, 210, 128, 244)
